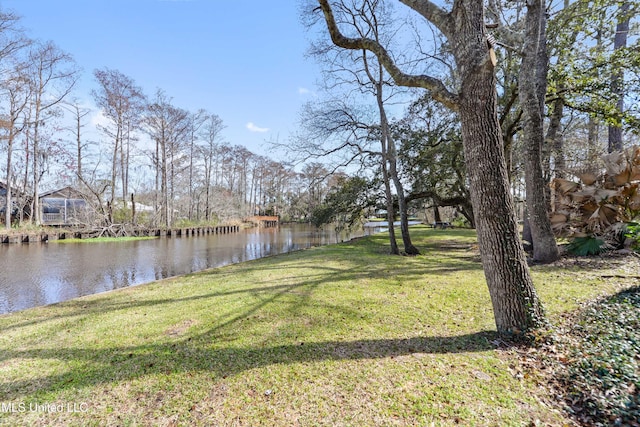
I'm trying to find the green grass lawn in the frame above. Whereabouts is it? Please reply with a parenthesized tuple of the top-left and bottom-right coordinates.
(0, 226, 636, 426)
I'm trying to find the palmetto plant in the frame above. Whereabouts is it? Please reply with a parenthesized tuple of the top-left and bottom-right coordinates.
(552, 146, 640, 250)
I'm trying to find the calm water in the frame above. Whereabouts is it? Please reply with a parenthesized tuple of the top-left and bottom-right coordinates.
(0, 224, 373, 314)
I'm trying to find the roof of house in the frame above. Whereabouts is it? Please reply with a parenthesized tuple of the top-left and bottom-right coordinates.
(39, 186, 88, 200)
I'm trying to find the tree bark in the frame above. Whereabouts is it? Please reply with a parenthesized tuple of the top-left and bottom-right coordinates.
(519, 0, 559, 263)
(441, 0, 546, 332)
(382, 158, 400, 255)
(546, 95, 566, 179)
(607, 1, 629, 153)
(458, 61, 545, 333)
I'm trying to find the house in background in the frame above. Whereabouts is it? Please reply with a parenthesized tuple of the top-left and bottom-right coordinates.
(40, 186, 90, 226)
(0, 181, 13, 222)
(0, 180, 29, 225)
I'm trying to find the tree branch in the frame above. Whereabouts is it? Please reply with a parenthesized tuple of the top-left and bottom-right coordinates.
(317, 0, 459, 111)
(397, 0, 453, 37)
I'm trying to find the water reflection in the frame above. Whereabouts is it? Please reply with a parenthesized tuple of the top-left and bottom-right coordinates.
(0, 224, 368, 314)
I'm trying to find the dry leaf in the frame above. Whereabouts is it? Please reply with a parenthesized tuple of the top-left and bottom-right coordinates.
(578, 172, 598, 186)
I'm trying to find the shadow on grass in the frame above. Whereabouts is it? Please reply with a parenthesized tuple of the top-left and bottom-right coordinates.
(0, 331, 498, 400)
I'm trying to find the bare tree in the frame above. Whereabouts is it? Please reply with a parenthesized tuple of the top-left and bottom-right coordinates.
(198, 112, 226, 222)
(0, 11, 30, 229)
(316, 0, 545, 334)
(1, 62, 31, 229)
(356, 0, 419, 254)
(302, 0, 421, 254)
(144, 89, 189, 227)
(0, 10, 30, 74)
(233, 145, 256, 218)
(92, 67, 145, 223)
(296, 97, 402, 254)
(186, 109, 207, 221)
(26, 40, 78, 225)
(62, 98, 92, 184)
(302, 162, 330, 218)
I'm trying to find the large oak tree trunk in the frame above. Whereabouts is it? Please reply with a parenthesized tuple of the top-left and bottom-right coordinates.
(455, 26, 545, 334)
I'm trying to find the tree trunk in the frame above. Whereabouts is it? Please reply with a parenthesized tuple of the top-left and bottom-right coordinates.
(109, 124, 120, 225)
(131, 193, 136, 225)
(457, 35, 545, 334)
(587, 117, 600, 169)
(154, 141, 160, 225)
(21, 125, 31, 226)
(120, 123, 127, 209)
(546, 96, 566, 178)
(32, 108, 41, 226)
(75, 105, 83, 183)
(607, 1, 629, 153)
(522, 213, 533, 251)
(161, 136, 169, 228)
(382, 161, 399, 255)
(5, 129, 15, 229)
(188, 132, 195, 221)
(519, 0, 559, 264)
(379, 90, 419, 255)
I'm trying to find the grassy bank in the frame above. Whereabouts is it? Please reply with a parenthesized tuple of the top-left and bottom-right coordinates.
(0, 227, 636, 426)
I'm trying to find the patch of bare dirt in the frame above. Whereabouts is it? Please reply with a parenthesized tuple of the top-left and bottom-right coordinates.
(164, 319, 197, 337)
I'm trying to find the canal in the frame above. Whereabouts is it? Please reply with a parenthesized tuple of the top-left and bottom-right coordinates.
(0, 224, 374, 314)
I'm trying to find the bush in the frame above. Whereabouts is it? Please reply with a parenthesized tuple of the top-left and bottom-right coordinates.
(451, 216, 471, 228)
(566, 236, 612, 256)
(625, 222, 640, 252)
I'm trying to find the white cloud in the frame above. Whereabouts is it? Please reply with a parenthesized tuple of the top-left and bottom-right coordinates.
(246, 122, 269, 133)
(90, 110, 110, 129)
(298, 87, 317, 97)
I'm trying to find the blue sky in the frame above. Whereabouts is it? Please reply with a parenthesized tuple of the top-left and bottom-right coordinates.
(1, 0, 320, 157)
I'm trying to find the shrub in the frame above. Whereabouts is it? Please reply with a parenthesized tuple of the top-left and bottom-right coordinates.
(625, 222, 640, 252)
(566, 236, 612, 256)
